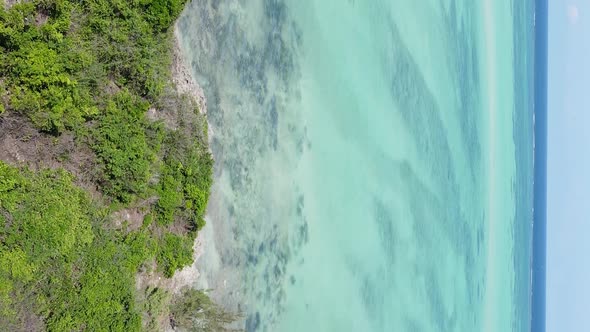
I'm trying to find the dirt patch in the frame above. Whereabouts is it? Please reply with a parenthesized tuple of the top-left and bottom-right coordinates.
(146, 25, 212, 136)
(3, 0, 21, 10)
(165, 217, 193, 237)
(111, 208, 147, 232)
(35, 11, 48, 26)
(104, 79, 121, 96)
(146, 106, 179, 131)
(136, 230, 205, 295)
(172, 27, 207, 115)
(111, 197, 157, 232)
(0, 114, 101, 198)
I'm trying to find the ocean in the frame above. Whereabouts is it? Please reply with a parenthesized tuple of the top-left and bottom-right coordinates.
(532, 0, 548, 331)
(176, 0, 536, 331)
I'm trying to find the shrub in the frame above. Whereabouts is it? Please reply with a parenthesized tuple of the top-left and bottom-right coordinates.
(156, 233, 193, 277)
(92, 91, 159, 202)
(170, 287, 241, 332)
(155, 170, 184, 225)
(156, 131, 213, 230)
(0, 0, 221, 329)
(1, 3, 97, 132)
(141, 287, 171, 331)
(143, 0, 187, 31)
(0, 162, 145, 331)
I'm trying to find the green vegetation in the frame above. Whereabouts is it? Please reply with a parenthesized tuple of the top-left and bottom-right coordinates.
(140, 287, 171, 331)
(0, 163, 147, 330)
(92, 90, 161, 202)
(0, 0, 97, 132)
(137, 286, 241, 332)
(156, 131, 213, 229)
(156, 233, 193, 278)
(0, 0, 236, 330)
(170, 288, 242, 332)
(0, 0, 185, 133)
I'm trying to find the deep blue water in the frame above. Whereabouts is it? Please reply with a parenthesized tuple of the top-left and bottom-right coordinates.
(512, 0, 535, 331)
(532, 0, 548, 331)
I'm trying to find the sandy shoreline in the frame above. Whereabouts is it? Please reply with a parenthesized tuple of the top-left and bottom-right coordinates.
(153, 21, 224, 293)
(170, 19, 242, 316)
(139, 25, 214, 297)
(169, 25, 208, 292)
(172, 26, 208, 116)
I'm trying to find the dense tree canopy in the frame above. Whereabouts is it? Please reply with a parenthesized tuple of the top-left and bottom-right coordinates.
(0, 0, 233, 330)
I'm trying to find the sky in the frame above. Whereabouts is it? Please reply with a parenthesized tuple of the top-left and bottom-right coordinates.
(547, 1, 590, 331)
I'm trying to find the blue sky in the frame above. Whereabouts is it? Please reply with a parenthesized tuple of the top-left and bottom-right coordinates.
(547, 0, 590, 331)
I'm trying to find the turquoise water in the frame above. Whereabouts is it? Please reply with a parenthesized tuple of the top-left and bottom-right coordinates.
(177, 0, 534, 331)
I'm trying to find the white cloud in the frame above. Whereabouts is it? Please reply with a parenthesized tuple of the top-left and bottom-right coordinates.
(568, 4, 579, 25)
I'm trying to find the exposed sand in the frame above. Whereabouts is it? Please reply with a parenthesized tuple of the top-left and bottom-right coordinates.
(136, 24, 214, 296)
(3, 0, 20, 10)
(170, 19, 239, 315)
(172, 26, 208, 116)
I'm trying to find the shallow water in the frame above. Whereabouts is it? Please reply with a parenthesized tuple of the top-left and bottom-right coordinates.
(176, 0, 534, 331)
